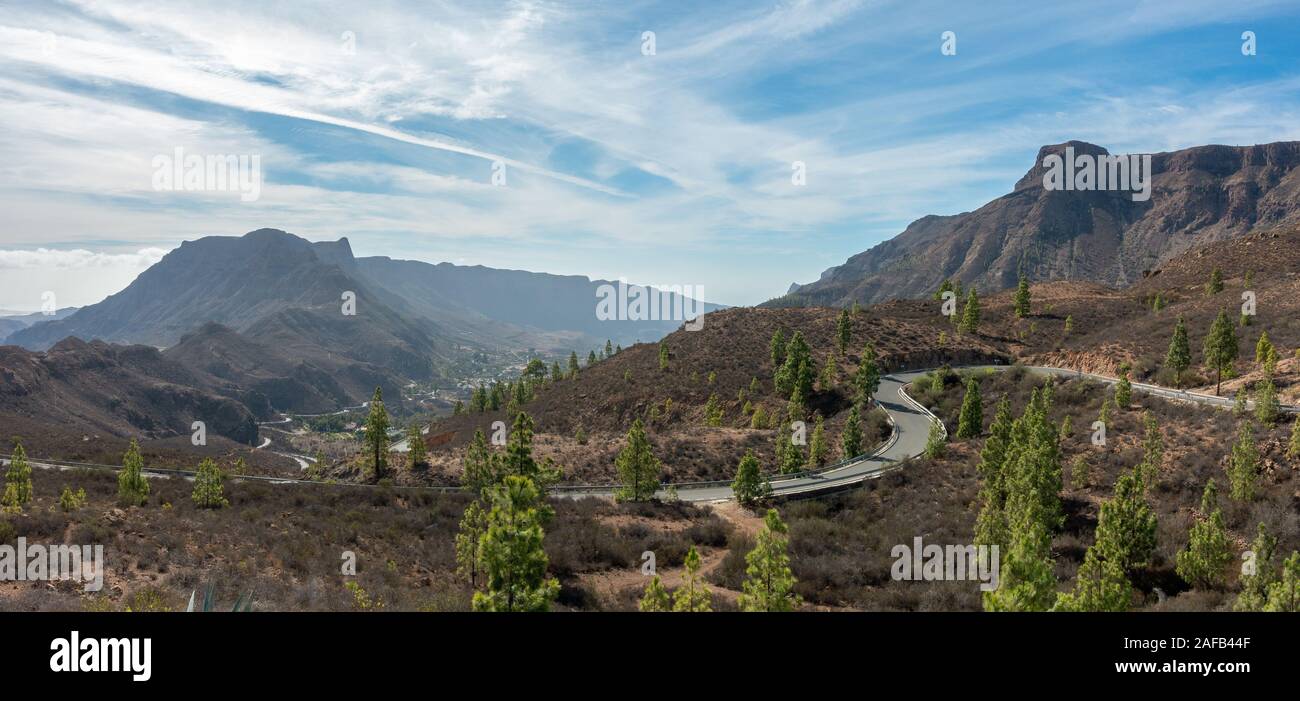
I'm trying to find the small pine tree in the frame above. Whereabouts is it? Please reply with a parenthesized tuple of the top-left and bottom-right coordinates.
(853, 343, 880, 411)
(1114, 370, 1132, 408)
(615, 419, 660, 502)
(1263, 552, 1300, 612)
(1203, 309, 1238, 396)
(407, 424, 427, 468)
(841, 405, 863, 458)
(455, 499, 488, 588)
(958, 288, 980, 334)
(1064, 315, 1073, 336)
(749, 404, 768, 429)
(638, 576, 671, 612)
(1205, 267, 1224, 296)
(924, 420, 946, 458)
(364, 387, 390, 483)
(1159, 316, 1191, 388)
(1, 441, 33, 512)
(1093, 468, 1157, 573)
(672, 546, 712, 612)
(1059, 415, 1073, 441)
(1054, 545, 1131, 612)
(58, 486, 87, 512)
(956, 377, 982, 439)
(472, 475, 560, 612)
(191, 458, 229, 508)
(1176, 481, 1232, 589)
(1255, 376, 1280, 426)
(807, 414, 827, 467)
(1235, 522, 1278, 611)
(703, 393, 724, 427)
(117, 438, 150, 506)
(1228, 421, 1258, 502)
(1013, 274, 1031, 318)
(1287, 417, 1300, 460)
(769, 328, 786, 367)
(1255, 330, 1274, 366)
(731, 450, 770, 507)
(1070, 455, 1089, 490)
(1139, 411, 1163, 484)
(738, 509, 801, 612)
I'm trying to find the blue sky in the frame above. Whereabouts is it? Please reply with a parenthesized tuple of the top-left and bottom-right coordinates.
(2, 0, 1300, 311)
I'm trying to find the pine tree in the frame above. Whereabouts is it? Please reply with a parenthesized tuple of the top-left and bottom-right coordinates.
(704, 393, 724, 427)
(117, 438, 150, 506)
(672, 546, 712, 612)
(1228, 421, 1258, 502)
(841, 405, 863, 458)
(974, 397, 1014, 551)
(1013, 274, 1031, 318)
(1203, 309, 1238, 396)
(587, 350, 597, 367)
(1235, 522, 1278, 611)
(472, 475, 559, 612)
(1139, 411, 1163, 484)
(407, 424, 427, 468)
(731, 450, 770, 507)
(500, 412, 558, 487)
(462, 429, 500, 494)
(364, 387, 390, 482)
(308, 450, 326, 480)
(818, 352, 838, 391)
(1176, 480, 1232, 589)
(1255, 330, 1274, 366)
(853, 343, 880, 411)
(983, 487, 1057, 612)
(836, 308, 851, 354)
(924, 420, 946, 458)
(1205, 267, 1224, 296)
(1255, 375, 1280, 426)
(1054, 545, 1131, 612)
(959, 288, 981, 334)
(933, 278, 954, 301)
(455, 499, 488, 588)
(1, 440, 33, 512)
(1288, 417, 1300, 460)
(739, 509, 801, 612)
(956, 377, 982, 439)
(1059, 415, 1073, 441)
(1093, 468, 1157, 574)
(191, 458, 229, 508)
(780, 436, 804, 474)
(769, 328, 786, 367)
(569, 350, 581, 377)
(551, 361, 563, 383)
(638, 576, 671, 612)
(807, 414, 827, 467)
(1069, 455, 1089, 490)
(1263, 552, 1300, 612)
(774, 331, 814, 405)
(615, 419, 660, 502)
(749, 404, 768, 429)
(1115, 372, 1132, 410)
(605, 339, 614, 358)
(1064, 315, 1073, 336)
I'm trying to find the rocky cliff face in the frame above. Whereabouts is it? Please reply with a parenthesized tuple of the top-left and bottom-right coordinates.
(773, 140, 1300, 307)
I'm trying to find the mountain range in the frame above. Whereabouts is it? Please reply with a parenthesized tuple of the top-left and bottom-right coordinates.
(774, 140, 1300, 306)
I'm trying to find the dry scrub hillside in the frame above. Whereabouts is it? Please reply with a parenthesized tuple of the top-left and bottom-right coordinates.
(418, 306, 1007, 485)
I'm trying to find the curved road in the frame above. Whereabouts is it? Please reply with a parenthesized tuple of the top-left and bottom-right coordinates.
(5, 366, 1290, 501)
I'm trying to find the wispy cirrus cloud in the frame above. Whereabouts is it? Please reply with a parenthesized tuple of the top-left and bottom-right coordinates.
(2, 0, 1300, 309)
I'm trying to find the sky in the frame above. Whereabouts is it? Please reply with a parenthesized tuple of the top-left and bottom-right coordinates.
(2, 0, 1300, 311)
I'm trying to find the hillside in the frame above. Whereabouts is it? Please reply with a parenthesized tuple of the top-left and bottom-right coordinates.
(775, 140, 1300, 307)
(0, 337, 258, 444)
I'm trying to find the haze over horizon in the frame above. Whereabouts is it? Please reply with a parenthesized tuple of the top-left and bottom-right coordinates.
(3, 0, 1300, 311)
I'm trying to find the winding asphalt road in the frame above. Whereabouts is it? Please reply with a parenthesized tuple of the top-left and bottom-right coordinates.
(5, 365, 1290, 501)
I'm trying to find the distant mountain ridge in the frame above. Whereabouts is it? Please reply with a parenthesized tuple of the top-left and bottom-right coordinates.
(772, 140, 1300, 307)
